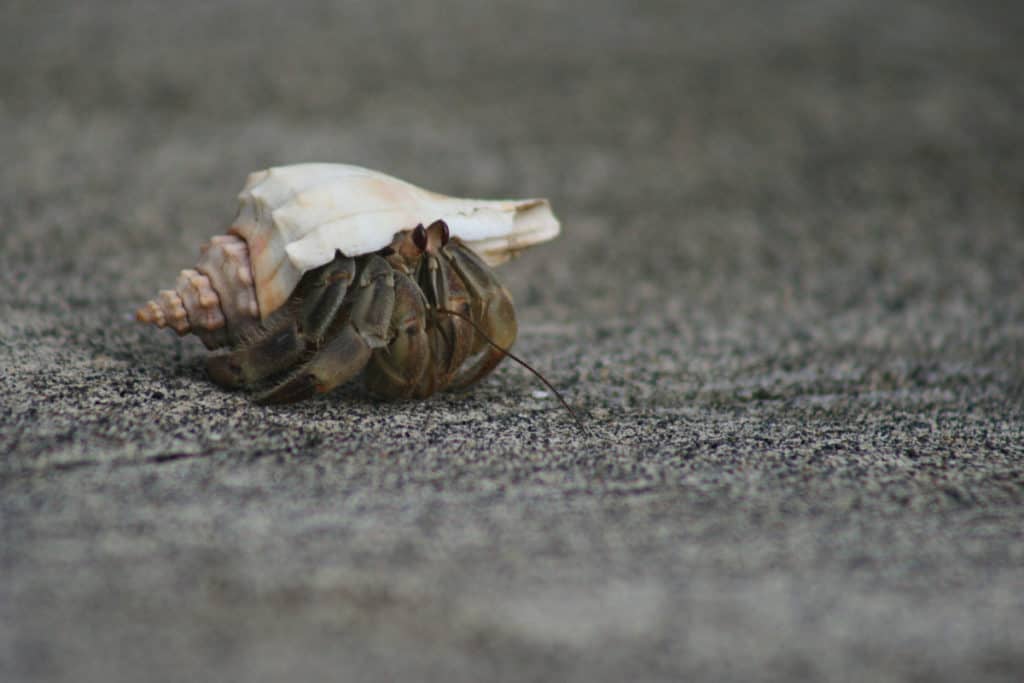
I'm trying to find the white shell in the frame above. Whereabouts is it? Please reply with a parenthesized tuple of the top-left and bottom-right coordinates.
(229, 163, 560, 318)
(137, 163, 560, 348)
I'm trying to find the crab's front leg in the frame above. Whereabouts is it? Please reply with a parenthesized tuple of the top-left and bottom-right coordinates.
(442, 237, 518, 390)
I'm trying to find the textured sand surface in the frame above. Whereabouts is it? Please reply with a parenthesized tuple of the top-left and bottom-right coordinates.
(2, 1, 1023, 681)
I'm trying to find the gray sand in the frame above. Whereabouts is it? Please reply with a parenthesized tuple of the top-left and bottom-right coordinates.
(2, 1, 1022, 681)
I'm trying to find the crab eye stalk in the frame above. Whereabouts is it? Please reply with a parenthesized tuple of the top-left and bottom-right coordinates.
(428, 219, 451, 246)
(412, 223, 428, 252)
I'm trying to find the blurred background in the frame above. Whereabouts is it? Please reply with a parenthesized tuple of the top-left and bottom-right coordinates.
(4, 0, 1019, 329)
(4, 0, 1019, 331)
(2, 1, 1022, 681)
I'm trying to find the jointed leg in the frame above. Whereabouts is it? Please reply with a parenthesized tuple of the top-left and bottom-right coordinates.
(410, 222, 475, 397)
(255, 325, 373, 404)
(206, 256, 357, 389)
(364, 271, 430, 399)
(256, 255, 395, 404)
(443, 239, 518, 390)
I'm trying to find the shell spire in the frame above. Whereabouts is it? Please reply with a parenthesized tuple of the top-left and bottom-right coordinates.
(135, 234, 260, 349)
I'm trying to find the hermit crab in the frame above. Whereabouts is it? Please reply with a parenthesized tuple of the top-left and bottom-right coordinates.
(136, 163, 561, 404)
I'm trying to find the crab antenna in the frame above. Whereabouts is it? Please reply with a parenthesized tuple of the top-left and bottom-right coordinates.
(438, 308, 586, 433)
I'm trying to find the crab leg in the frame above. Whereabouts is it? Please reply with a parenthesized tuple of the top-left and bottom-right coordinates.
(255, 255, 395, 404)
(205, 256, 357, 389)
(443, 238, 518, 390)
(408, 222, 475, 397)
(364, 271, 431, 399)
(299, 252, 357, 343)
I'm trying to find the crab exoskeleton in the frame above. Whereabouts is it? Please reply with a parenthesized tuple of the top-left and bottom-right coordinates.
(136, 163, 560, 403)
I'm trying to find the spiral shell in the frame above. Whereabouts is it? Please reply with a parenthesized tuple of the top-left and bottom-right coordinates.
(136, 163, 560, 349)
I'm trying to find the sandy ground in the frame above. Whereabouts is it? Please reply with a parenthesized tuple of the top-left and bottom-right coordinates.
(2, 1, 1023, 681)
